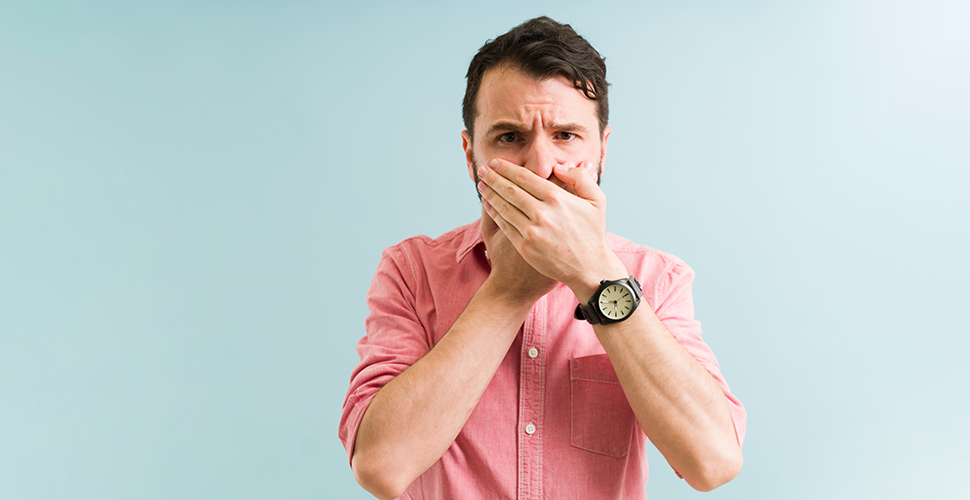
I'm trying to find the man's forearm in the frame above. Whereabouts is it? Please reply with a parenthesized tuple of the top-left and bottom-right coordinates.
(592, 308, 743, 491)
(481, 156, 739, 476)
(351, 279, 533, 500)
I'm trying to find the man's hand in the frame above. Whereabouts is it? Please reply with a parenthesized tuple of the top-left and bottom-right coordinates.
(481, 207, 558, 304)
(477, 158, 627, 301)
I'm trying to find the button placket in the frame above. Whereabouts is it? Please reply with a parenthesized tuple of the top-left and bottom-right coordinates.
(517, 296, 546, 500)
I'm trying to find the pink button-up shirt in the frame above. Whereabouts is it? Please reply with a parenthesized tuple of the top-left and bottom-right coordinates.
(339, 219, 746, 499)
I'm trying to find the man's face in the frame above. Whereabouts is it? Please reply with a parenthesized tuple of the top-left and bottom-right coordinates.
(462, 66, 611, 192)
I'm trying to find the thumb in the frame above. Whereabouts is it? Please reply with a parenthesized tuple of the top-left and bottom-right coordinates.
(553, 162, 602, 202)
(480, 206, 498, 238)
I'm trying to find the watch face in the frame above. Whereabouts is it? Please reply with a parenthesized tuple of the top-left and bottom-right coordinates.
(598, 284, 634, 321)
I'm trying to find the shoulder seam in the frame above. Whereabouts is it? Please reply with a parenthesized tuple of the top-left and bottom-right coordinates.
(654, 258, 679, 301)
(397, 243, 419, 290)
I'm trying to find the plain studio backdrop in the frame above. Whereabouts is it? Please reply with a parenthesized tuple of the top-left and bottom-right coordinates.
(1, 1, 967, 499)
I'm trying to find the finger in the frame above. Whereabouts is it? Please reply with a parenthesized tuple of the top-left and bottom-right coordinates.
(548, 161, 579, 195)
(552, 161, 604, 204)
(479, 180, 529, 238)
(478, 161, 537, 218)
(485, 201, 522, 252)
(478, 166, 533, 230)
(481, 204, 522, 249)
(485, 158, 558, 203)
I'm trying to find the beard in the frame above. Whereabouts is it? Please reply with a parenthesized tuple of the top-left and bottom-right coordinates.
(471, 157, 602, 201)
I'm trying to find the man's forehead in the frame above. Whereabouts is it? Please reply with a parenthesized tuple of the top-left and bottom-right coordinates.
(475, 67, 598, 133)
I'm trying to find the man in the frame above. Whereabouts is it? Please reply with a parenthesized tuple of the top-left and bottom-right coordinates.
(339, 16, 745, 500)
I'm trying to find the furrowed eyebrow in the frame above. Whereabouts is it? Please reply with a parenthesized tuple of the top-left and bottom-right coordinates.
(485, 121, 590, 136)
(485, 121, 523, 136)
(550, 122, 589, 134)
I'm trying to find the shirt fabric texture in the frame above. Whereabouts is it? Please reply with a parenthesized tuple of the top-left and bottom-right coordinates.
(339, 219, 746, 500)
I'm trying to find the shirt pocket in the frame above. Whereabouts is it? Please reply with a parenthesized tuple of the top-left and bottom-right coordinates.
(569, 354, 637, 458)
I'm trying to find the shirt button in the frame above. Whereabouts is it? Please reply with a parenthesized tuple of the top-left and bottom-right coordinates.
(525, 423, 536, 435)
(528, 346, 539, 359)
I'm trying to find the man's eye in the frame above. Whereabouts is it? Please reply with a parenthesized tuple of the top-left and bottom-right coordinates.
(558, 132, 576, 141)
(498, 132, 517, 143)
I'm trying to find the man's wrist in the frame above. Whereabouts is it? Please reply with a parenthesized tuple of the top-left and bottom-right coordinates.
(567, 257, 629, 304)
(565, 242, 630, 304)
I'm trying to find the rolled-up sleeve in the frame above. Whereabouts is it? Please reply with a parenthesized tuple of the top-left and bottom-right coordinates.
(338, 244, 432, 463)
(652, 260, 747, 449)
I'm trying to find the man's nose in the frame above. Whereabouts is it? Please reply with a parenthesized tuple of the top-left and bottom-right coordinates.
(522, 137, 558, 179)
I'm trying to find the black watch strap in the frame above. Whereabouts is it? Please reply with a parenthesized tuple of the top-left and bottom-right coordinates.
(574, 301, 604, 324)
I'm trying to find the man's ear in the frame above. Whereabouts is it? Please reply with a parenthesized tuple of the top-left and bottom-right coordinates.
(462, 130, 475, 182)
(599, 125, 611, 178)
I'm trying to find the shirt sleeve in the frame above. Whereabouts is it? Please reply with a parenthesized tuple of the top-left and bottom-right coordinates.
(652, 259, 747, 451)
(338, 243, 432, 464)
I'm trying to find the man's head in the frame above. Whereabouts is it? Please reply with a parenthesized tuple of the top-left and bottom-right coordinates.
(462, 17, 609, 139)
(461, 17, 611, 191)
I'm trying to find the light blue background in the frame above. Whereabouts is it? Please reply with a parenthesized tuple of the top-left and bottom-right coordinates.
(2, 1, 968, 499)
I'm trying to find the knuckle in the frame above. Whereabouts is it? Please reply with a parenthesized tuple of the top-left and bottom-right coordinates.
(546, 191, 562, 206)
(502, 184, 517, 199)
(533, 205, 551, 225)
(532, 209, 546, 226)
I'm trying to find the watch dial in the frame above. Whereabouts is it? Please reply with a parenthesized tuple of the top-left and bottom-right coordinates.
(598, 284, 634, 320)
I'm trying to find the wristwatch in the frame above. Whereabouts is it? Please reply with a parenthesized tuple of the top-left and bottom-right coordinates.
(574, 276, 642, 325)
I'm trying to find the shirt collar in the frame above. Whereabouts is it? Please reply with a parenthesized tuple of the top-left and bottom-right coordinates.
(456, 218, 484, 263)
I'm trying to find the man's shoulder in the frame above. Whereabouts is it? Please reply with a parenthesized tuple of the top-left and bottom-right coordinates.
(382, 219, 481, 260)
(606, 232, 686, 267)
(606, 232, 695, 285)
(373, 220, 482, 289)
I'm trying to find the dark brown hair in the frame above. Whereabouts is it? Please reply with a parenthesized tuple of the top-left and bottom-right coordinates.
(462, 16, 609, 138)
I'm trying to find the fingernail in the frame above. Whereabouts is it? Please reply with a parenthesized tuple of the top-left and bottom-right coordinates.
(489, 158, 500, 168)
(477, 180, 485, 192)
(555, 163, 568, 174)
(478, 166, 487, 179)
